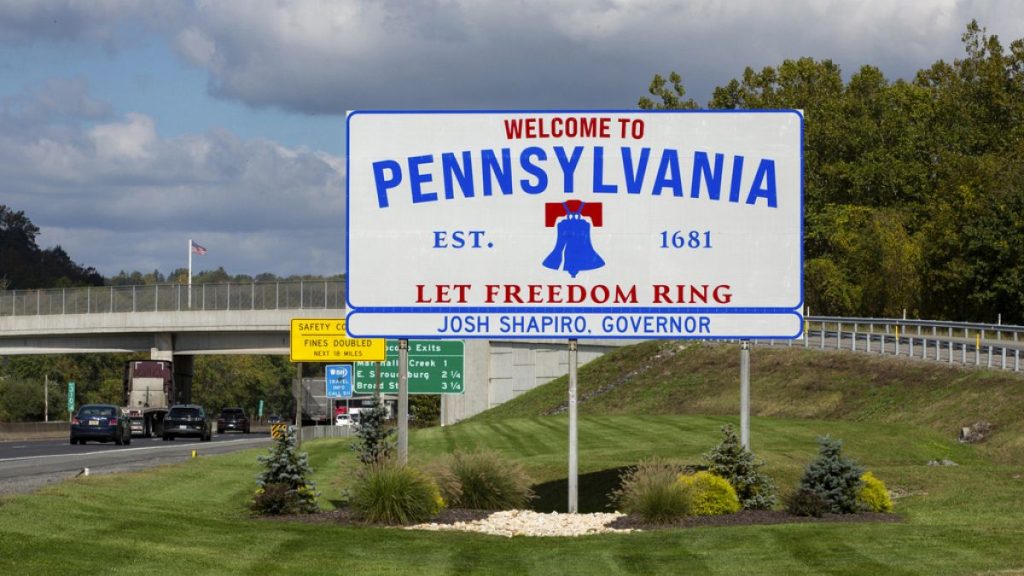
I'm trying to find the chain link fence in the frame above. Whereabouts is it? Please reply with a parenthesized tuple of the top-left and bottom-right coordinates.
(0, 280, 345, 316)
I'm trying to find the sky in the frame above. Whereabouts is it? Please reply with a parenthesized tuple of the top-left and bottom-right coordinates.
(1, 0, 1022, 280)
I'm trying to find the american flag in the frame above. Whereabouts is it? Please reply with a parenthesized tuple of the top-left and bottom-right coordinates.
(191, 240, 208, 256)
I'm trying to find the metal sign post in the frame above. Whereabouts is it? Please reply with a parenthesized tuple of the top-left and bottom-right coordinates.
(740, 340, 750, 449)
(568, 339, 579, 513)
(294, 363, 302, 447)
(398, 339, 409, 465)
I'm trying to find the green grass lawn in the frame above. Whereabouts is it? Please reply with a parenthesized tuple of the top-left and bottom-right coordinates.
(2, 413, 1023, 575)
(3, 342, 1024, 575)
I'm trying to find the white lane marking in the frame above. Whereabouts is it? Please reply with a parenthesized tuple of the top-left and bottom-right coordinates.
(0, 437, 268, 463)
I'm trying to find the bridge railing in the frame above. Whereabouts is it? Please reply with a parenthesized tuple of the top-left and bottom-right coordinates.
(760, 315, 1024, 372)
(0, 280, 346, 316)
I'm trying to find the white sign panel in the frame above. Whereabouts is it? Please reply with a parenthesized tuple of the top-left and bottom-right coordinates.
(346, 111, 803, 339)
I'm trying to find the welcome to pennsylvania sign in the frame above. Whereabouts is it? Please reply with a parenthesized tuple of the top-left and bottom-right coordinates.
(345, 111, 803, 339)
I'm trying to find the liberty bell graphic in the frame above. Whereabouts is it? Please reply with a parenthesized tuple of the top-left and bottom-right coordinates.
(542, 200, 605, 277)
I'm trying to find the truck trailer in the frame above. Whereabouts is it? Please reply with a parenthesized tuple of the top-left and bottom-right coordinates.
(123, 360, 176, 437)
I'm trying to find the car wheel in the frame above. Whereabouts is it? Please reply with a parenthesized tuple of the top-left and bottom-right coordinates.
(125, 433, 131, 446)
(114, 433, 123, 446)
(69, 437, 76, 445)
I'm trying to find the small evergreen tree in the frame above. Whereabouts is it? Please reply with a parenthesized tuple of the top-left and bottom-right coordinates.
(798, 436, 865, 514)
(252, 427, 319, 514)
(703, 425, 777, 510)
(353, 399, 395, 465)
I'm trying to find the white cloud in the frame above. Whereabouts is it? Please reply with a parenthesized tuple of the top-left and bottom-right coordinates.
(159, 0, 1024, 112)
(89, 112, 157, 161)
(0, 81, 344, 276)
(4, 1, 1023, 112)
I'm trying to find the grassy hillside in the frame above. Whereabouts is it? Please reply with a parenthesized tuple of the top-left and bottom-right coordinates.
(471, 341, 1024, 463)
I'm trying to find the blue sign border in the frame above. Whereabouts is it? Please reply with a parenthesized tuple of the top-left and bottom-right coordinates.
(345, 109, 804, 340)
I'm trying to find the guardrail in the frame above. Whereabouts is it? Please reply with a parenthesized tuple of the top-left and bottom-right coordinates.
(0, 280, 345, 316)
(763, 315, 1024, 372)
(298, 424, 354, 442)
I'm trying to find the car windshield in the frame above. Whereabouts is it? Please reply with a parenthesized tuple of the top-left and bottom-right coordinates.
(169, 408, 202, 418)
(79, 406, 116, 418)
(221, 409, 243, 416)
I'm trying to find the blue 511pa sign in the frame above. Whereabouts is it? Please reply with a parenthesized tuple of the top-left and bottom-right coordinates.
(325, 364, 352, 398)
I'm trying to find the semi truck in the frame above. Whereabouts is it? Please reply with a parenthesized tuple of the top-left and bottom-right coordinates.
(123, 360, 177, 437)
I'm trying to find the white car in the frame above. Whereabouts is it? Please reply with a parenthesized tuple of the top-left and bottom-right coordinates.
(335, 413, 353, 427)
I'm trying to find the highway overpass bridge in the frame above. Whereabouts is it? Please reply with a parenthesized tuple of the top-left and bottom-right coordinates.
(5, 281, 1023, 422)
(0, 281, 628, 423)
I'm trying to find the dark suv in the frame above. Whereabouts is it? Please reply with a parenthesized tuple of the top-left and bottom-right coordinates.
(217, 407, 250, 434)
(162, 404, 212, 442)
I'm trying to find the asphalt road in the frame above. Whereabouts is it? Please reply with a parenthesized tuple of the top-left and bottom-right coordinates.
(0, 432, 274, 495)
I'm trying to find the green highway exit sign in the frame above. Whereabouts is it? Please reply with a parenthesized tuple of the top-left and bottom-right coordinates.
(354, 340, 464, 395)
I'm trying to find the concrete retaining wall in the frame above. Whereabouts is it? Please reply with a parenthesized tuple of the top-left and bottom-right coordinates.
(0, 421, 69, 441)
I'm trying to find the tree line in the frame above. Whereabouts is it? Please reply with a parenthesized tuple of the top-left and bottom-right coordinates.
(641, 21, 1024, 324)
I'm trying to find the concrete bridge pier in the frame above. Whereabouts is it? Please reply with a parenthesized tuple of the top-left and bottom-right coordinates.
(173, 356, 194, 405)
(150, 333, 193, 404)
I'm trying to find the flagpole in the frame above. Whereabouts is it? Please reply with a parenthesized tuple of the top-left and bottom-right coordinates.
(187, 238, 192, 309)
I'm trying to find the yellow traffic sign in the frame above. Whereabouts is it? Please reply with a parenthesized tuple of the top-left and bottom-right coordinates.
(289, 319, 386, 362)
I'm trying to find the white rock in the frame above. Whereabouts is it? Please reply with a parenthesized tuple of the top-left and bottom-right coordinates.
(405, 510, 634, 537)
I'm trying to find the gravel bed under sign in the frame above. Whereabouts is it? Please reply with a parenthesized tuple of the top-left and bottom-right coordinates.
(406, 509, 635, 537)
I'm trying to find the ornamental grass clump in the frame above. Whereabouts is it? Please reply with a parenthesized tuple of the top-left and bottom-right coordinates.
(349, 464, 445, 525)
(251, 427, 319, 515)
(703, 424, 777, 510)
(677, 471, 741, 516)
(442, 450, 534, 510)
(857, 471, 894, 513)
(611, 458, 691, 523)
(797, 436, 865, 514)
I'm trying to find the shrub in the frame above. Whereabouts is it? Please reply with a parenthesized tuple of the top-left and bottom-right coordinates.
(251, 427, 319, 515)
(857, 471, 893, 513)
(422, 459, 463, 506)
(703, 424, 777, 510)
(350, 464, 444, 525)
(611, 458, 691, 523)
(443, 450, 533, 510)
(353, 399, 395, 466)
(798, 436, 865, 514)
(785, 488, 829, 517)
(677, 471, 741, 516)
